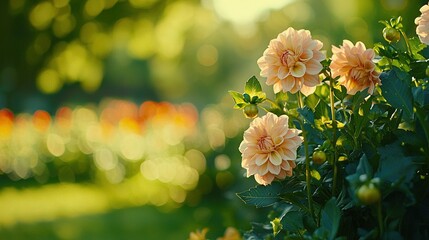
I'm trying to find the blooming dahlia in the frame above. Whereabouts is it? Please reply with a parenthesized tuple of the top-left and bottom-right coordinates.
(239, 112, 303, 185)
(330, 40, 381, 95)
(416, 3, 429, 45)
(257, 27, 325, 96)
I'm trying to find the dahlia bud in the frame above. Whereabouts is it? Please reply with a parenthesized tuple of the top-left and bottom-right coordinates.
(243, 104, 258, 118)
(312, 150, 327, 164)
(357, 183, 381, 205)
(383, 27, 400, 43)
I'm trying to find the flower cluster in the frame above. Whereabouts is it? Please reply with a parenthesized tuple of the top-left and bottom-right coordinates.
(241, 26, 384, 185)
(231, 3, 429, 239)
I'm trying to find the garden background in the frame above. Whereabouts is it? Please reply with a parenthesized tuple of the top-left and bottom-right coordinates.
(0, 0, 425, 239)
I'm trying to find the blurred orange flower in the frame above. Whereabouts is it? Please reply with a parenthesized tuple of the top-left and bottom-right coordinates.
(188, 228, 208, 240)
(32, 110, 51, 132)
(257, 27, 325, 96)
(239, 112, 303, 185)
(217, 227, 241, 240)
(416, 3, 429, 45)
(330, 40, 381, 95)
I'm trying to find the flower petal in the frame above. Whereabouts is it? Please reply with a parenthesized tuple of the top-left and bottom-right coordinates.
(268, 163, 281, 175)
(299, 49, 313, 62)
(300, 85, 316, 96)
(280, 75, 295, 92)
(291, 62, 306, 77)
(255, 154, 268, 166)
(277, 67, 289, 79)
(257, 162, 269, 175)
(305, 59, 323, 75)
(269, 151, 283, 166)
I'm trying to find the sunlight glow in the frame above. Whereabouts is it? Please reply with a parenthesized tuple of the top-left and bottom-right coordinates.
(207, 0, 293, 25)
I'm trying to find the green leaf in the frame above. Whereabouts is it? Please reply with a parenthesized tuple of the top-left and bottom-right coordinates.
(346, 154, 373, 193)
(315, 83, 330, 100)
(376, 141, 417, 184)
(298, 106, 315, 124)
(410, 60, 429, 80)
(320, 198, 341, 240)
(409, 37, 427, 58)
(233, 103, 246, 109)
(280, 210, 304, 232)
(333, 85, 348, 101)
(413, 87, 425, 107)
(383, 231, 404, 240)
(276, 91, 288, 102)
(356, 154, 374, 177)
(245, 76, 263, 95)
(379, 67, 413, 121)
(304, 94, 320, 110)
(314, 99, 330, 120)
(229, 90, 245, 104)
(253, 92, 267, 103)
(243, 93, 251, 103)
(351, 90, 369, 112)
(236, 182, 283, 208)
(243, 222, 273, 240)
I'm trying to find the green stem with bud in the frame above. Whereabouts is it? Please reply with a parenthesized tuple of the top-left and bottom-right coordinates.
(329, 78, 339, 197)
(297, 92, 316, 223)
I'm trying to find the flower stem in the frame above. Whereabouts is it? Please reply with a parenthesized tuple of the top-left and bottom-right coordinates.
(415, 106, 429, 165)
(265, 98, 282, 110)
(329, 79, 338, 197)
(377, 200, 384, 237)
(399, 29, 413, 58)
(297, 92, 316, 223)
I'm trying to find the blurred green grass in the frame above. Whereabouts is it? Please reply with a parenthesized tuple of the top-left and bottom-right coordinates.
(0, 194, 264, 240)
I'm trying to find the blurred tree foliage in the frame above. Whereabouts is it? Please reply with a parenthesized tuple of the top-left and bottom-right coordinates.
(0, 0, 425, 114)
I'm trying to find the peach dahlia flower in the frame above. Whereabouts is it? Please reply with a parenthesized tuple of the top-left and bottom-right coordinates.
(330, 40, 381, 95)
(416, 3, 429, 45)
(239, 112, 303, 185)
(257, 27, 325, 96)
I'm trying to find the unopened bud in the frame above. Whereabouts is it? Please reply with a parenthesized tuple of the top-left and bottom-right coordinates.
(383, 27, 400, 43)
(243, 104, 258, 118)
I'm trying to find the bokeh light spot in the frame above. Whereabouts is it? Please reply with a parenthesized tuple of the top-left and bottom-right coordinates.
(129, 0, 158, 8)
(47, 133, 66, 157)
(53, 14, 76, 37)
(185, 149, 206, 174)
(197, 44, 218, 67)
(128, 19, 156, 59)
(33, 33, 51, 55)
(214, 154, 230, 171)
(120, 134, 144, 161)
(9, 0, 25, 12)
(208, 0, 292, 25)
(36, 69, 63, 94)
(29, 1, 57, 30)
(94, 148, 118, 171)
(84, 0, 105, 17)
(381, 0, 408, 10)
(53, 0, 70, 8)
